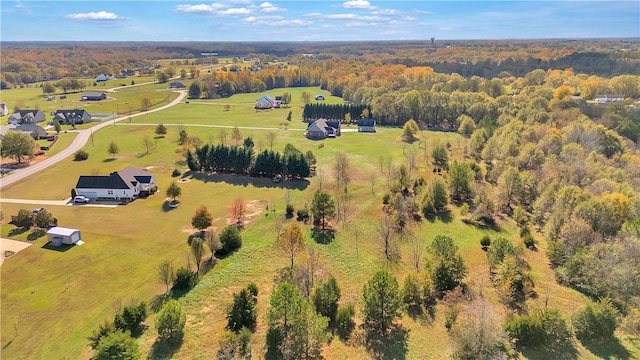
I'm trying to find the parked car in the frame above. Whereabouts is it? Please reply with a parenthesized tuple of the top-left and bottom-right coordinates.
(74, 196, 90, 203)
(273, 174, 283, 183)
(32, 207, 46, 214)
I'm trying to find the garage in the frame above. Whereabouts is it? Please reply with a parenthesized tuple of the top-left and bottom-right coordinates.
(46, 227, 81, 246)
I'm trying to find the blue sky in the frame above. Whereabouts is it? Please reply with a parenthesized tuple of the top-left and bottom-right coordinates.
(2, 1, 638, 41)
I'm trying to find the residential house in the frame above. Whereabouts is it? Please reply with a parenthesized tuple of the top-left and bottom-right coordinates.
(595, 94, 624, 103)
(8, 110, 46, 125)
(358, 119, 376, 132)
(305, 119, 341, 139)
(255, 95, 276, 109)
(0, 104, 8, 116)
(53, 109, 92, 125)
(274, 96, 283, 107)
(81, 92, 107, 101)
(315, 94, 325, 101)
(95, 74, 114, 82)
(169, 81, 186, 89)
(75, 167, 156, 202)
(0, 123, 47, 140)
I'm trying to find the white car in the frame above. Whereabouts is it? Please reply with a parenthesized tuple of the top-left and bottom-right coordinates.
(74, 196, 90, 203)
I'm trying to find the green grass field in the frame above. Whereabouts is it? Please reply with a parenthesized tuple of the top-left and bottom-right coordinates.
(1, 87, 638, 360)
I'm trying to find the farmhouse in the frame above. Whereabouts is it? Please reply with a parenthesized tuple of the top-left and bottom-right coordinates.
(315, 94, 325, 101)
(8, 110, 46, 125)
(358, 119, 376, 132)
(53, 109, 91, 125)
(46, 227, 81, 246)
(595, 94, 624, 103)
(75, 167, 156, 202)
(169, 81, 186, 89)
(95, 74, 114, 82)
(305, 119, 341, 139)
(81, 92, 106, 101)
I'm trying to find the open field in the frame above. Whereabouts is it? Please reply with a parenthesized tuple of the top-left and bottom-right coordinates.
(1, 88, 639, 360)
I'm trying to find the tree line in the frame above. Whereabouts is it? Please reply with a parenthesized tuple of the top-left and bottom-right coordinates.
(186, 143, 311, 179)
(302, 103, 373, 122)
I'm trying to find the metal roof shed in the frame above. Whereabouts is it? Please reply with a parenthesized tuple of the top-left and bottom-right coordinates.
(46, 227, 81, 246)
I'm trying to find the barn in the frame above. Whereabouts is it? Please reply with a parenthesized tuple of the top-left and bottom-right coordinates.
(46, 227, 81, 246)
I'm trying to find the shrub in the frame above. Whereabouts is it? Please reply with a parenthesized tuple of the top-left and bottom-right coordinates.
(285, 204, 294, 218)
(114, 302, 147, 334)
(335, 303, 356, 341)
(480, 235, 491, 250)
(13, 209, 33, 228)
(247, 282, 259, 298)
(522, 234, 535, 249)
(402, 273, 422, 309)
(155, 300, 186, 343)
(73, 149, 89, 161)
(504, 308, 571, 346)
(296, 208, 309, 222)
(218, 225, 242, 255)
(171, 168, 181, 177)
(173, 267, 197, 290)
(572, 297, 618, 341)
(382, 193, 391, 205)
(513, 206, 528, 226)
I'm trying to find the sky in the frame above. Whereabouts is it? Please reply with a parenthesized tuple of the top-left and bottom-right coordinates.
(1, 1, 638, 42)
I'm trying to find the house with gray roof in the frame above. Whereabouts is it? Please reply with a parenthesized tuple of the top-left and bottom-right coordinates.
(81, 92, 106, 101)
(53, 109, 91, 125)
(0, 123, 47, 140)
(305, 119, 341, 140)
(358, 119, 376, 132)
(75, 167, 156, 202)
(8, 110, 46, 125)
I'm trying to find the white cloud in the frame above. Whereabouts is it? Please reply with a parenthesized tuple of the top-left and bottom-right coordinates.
(260, 2, 285, 13)
(342, 0, 376, 10)
(219, 7, 251, 15)
(305, 12, 381, 21)
(175, 3, 226, 13)
(65, 11, 125, 21)
(372, 9, 397, 15)
(242, 15, 311, 26)
(403, 16, 416, 21)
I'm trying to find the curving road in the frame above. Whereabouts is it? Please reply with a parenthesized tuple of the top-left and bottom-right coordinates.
(0, 90, 187, 189)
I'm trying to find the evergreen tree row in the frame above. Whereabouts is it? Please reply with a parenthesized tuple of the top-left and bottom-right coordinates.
(187, 145, 310, 179)
(302, 103, 373, 122)
(189, 144, 254, 174)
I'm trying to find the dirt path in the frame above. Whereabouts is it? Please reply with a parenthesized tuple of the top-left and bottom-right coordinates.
(0, 238, 32, 267)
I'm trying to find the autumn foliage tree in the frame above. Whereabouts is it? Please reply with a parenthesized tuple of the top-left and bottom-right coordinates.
(277, 222, 306, 269)
(229, 198, 247, 226)
(192, 205, 213, 235)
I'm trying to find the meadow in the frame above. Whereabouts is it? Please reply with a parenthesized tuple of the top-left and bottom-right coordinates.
(1, 87, 638, 360)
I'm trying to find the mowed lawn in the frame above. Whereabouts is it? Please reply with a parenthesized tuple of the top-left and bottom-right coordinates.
(2, 88, 638, 359)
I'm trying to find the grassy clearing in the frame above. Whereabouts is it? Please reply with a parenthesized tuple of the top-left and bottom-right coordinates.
(1, 87, 638, 360)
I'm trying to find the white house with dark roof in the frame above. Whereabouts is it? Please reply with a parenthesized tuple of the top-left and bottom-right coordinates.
(305, 119, 341, 139)
(358, 119, 376, 132)
(595, 94, 624, 103)
(75, 167, 156, 201)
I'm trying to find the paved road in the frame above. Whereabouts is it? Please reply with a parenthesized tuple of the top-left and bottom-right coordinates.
(0, 90, 187, 189)
(0, 198, 118, 208)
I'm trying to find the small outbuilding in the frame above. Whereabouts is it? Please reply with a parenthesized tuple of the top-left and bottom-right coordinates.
(315, 94, 325, 101)
(46, 227, 81, 246)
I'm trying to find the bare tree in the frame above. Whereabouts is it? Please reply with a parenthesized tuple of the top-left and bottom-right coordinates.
(231, 127, 242, 146)
(369, 172, 376, 195)
(334, 152, 351, 192)
(205, 230, 221, 260)
(274, 213, 284, 240)
(158, 260, 175, 294)
(218, 129, 227, 145)
(267, 132, 277, 151)
(409, 234, 424, 272)
(142, 135, 153, 154)
(191, 237, 205, 274)
(316, 168, 326, 191)
(405, 144, 419, 173)
(378, 213, 399, 262)
(335, 190, 352, 227)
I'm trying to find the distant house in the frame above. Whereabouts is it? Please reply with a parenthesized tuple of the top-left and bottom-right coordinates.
(595, 94, 624, 103)
(121, 69, 136, 77)
(315, 94, 325, 101)
(275, 96, 283, 107)
(0, 104, 7, 116)
(0, 123, 47, 140)
(255, 95, 276, 109)
(53, 109, 92, 125)
(81, 92, 106, 101)
(8, 110, 46, 125)
(75, 167, 156, 202)
(169, 81, 186, 89)
(95, 74, 114, 82)
(46, 227, 81, 246)
(358, 119, 376, 132)
(305, 119, 341, 140)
